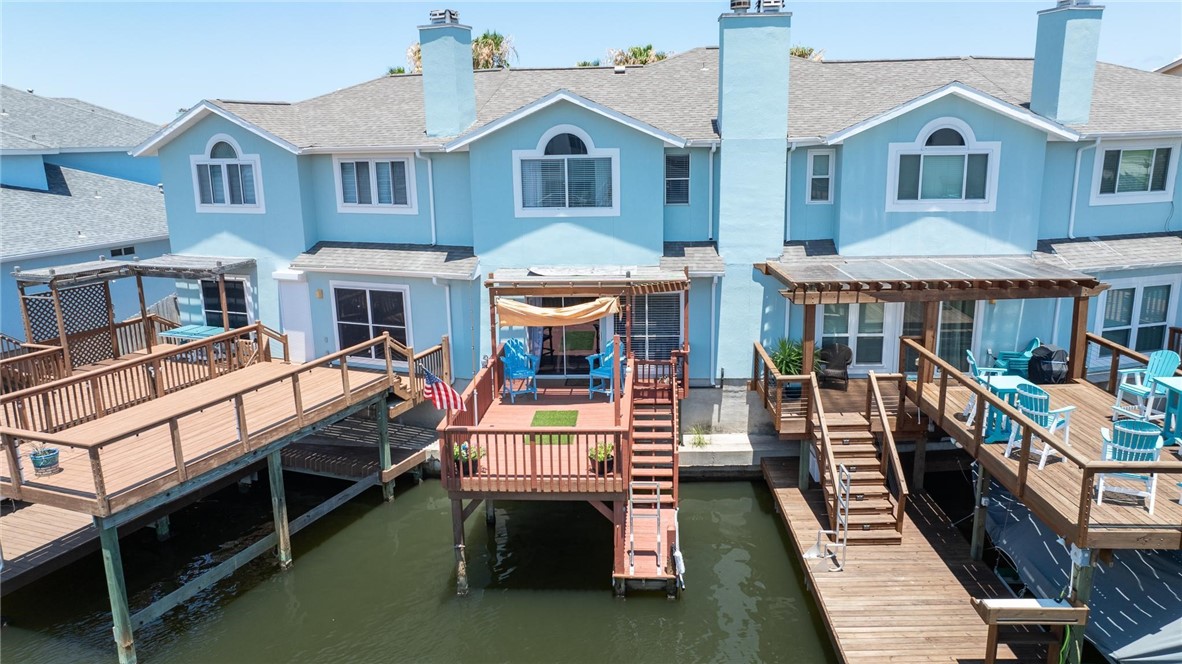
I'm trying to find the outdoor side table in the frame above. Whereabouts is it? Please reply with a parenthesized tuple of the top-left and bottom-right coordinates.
(981, 375, 1035, 443)
(159, 325, 226, 344)
(1156, 376, 1182, 445)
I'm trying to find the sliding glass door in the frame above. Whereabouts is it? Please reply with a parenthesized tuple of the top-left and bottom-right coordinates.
(533, 296, 600, 377)
(901, 300, 977, 372)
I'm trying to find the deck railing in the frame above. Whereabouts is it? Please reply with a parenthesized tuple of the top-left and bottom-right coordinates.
(0, 322, 289, 433)
(1086, 332, 1182, 393)
(902, 338, 1182, 545)
(113, 315, 179, 356)
(407, 337, 451, 404)
(807, 375, 842, 530)
(0, 343, 69, 394)
(867, 372, 908, 534)
(750, 341, 815, 436)
(0, 334, 398, 516)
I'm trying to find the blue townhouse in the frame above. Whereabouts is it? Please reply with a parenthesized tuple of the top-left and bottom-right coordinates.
(0, 86, 170, 340)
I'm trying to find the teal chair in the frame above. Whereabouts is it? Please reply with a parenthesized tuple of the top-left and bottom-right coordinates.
(1097, 420, 1164, 514)
(1005, 383, 1075, 469)
(1112, 349, 1180, 421)
(501, 338, 539, 403)
(962, 350, 1006, 419)
(588, 340, 623, 401)
(995, 338, 1040, 378)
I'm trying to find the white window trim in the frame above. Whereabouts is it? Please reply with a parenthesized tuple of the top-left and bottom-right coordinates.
(1088, 138, 1180, 207)
(816, 300, 985, 375)
(512, 124, 621, 218)
(198, 276, 255, 326)
(189, 134, 266, 214)
(331, 154, 418, 215)
(884, 117, 1000, 213)
(328, 280, 414, 368)
(1091, 274, 1181, 354)
(664, 152, 690, 206)
(806, 148, 835, 205)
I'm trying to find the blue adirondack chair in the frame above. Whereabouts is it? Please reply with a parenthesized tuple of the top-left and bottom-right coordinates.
(501, 338, 539, 403)
(1097, 419, 1164, 514)
(963, 350, 1006, 419)
(1112, 349, 1181, 421)
(995, 337, 1040, 378)
(588, 340, 622, 401)
(1006, 383, 1075, 469)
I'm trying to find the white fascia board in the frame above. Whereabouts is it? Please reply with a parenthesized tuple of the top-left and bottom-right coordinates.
(2, 233, 171, 263)
(56, 146, 139, 154)
(0, 148, 58, 156)
(132, 101, 300, 157)
(300, 144, 446, 155)
(443, 89, 688, 152)
(824, 82, 1080, 145)
(294, 265, 480, 281)
(1079, 130, 1182, 140)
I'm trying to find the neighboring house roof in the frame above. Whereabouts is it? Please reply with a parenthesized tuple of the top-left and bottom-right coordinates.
(0, 164, 168, 261)
(289, 241, 480, 279)
(1033, 232, 1182, 273)
(660, 242, 724, 277)
(0, 85, 161, 152)
(139, 50, 1182, 156)
(1155, 56, 1182, 75)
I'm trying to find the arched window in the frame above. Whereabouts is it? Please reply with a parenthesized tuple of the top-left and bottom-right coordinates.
(514, 125, 619, 217)
(191, 135, 264, 212)
(887, 118, 999, 212)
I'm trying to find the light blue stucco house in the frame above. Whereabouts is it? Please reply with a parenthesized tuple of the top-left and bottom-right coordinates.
(129, 1, 1180, 388)
(0, 86, 170, 339)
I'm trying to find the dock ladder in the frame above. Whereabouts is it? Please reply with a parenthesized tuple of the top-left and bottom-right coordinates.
(628, 480, 663, 575)
(805, 464, 850, 572)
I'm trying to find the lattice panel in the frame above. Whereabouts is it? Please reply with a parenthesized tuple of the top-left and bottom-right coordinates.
(23, 284, 115, 367)
(24, 295, 61, 343)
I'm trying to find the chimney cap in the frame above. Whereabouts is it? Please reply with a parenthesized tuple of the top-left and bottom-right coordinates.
(428, 8, 459, 24)
(760, 0, 783, 11)
(729, 0, 751, 13)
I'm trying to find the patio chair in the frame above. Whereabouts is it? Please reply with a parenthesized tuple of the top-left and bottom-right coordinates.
(588, 340, 622, 401)
(815, 343, 853, 391)
(995, 337, 1040, 378)
(1005, 383, 1075, 469)
(962, 350, 1006, 419)
(1112, 349, 1180, 421)
(501, 338, 539, 403)
(1097, 419, 1164, 514)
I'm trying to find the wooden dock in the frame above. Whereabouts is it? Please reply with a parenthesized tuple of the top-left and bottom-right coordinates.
(1, 503, 95, 592)
(763, 457, 1046, 663)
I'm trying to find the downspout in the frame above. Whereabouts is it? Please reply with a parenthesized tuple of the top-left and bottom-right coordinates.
(1068, 139, 1098, 239)
(416, 150, 437, 246)
(433, 276, 455, 379)
(785, 145, 795, 243)
(710, 275, 719, 387)
(707, 143, 717, 241)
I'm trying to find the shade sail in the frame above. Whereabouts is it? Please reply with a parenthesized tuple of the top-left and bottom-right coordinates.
(496, 297, 619, 327)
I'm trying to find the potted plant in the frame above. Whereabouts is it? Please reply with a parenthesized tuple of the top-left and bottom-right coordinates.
(29, 441, 61, 477)
(588, 441, 615, 476)
(770, 337, 804, 400)
(452, 441, 485, 476)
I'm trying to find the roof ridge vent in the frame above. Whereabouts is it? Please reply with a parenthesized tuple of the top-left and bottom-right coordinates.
(613, 65, 626, 74)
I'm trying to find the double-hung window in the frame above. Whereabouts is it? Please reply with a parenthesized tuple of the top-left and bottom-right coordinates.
(1097, 279, 1178, 354)
(665, 153, 690, 205)
(199, 279, 251, 328)
(886, 119, 999, 212)
(514, 126, 620, 217)
(1091, 141, 1179, 206)
(332, 284, 412, 363)
(191, 136, 263, 213)
(335, 157, 416, 213)
(807, 149, 834, 204)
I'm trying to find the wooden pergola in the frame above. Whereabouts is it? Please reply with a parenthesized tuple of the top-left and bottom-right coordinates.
(12, 254, 255, 374)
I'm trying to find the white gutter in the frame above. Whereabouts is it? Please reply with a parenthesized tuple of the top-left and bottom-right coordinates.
(710, 275, 719, 387)
(1079, 130, 1182, 140)
(433, 276, 455, 379)
(4, 233, 171, 263)
(1069, 139, 1099, 239)
(416, 150, 437, 246)
(707, 143, 717, 241)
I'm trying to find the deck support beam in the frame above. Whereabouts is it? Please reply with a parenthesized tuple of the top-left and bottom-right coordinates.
(1066, 547, 1096, 664)
(485, 499, 496, 526)
(970, 465, 991, 561)
(96, 519, 136, 664)
(267, 452, 292, 569)
(912, 437, 927, 492)
(451, 498, 469, 596)
(798, 440, 811, 488)
(377, 403, 394, 501)
(1067, 295, 1089, 383)
(801, 304, 817, 375)
(153, 515, 171, 542)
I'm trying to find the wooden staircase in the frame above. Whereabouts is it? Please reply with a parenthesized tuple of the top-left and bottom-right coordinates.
(629, 378, 679, 507)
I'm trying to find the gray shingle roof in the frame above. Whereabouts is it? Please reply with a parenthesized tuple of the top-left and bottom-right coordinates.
(0, 165, 168, 260)
(208, 50, 1181, 150)
(1033, 232, 1182, 273)
(661, 242, 724, 276)
(0, 85, 161, 150)
(290, 242, 479, 279)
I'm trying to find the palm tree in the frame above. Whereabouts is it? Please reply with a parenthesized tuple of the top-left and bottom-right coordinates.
(790, 45, 825, 61)
(576, 59, 601, 67)
(387, 66, 407, 76)
(608, 44, 668, 66)
(407, 42, 422, 73)
(404, 30, 516, 73)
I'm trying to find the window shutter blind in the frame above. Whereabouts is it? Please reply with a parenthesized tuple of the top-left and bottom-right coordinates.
(1117, 149, 1153, 193)
(227, 164, 244, 205)
(376, 162, 393, 205)
(341, 162, 358, 204)
(197, 165, 213, 204)
(920, 155, 965, 199)
(897, 155, 921, 200)
(209, 165, 226, 204)
(568, 157, 612, 207)
(355, 161, 372, 204)
(965, 154, 988, 200)
(521, 159, 566, 207)
(239, 164, 255, 204)
(392, 161, 409, 205)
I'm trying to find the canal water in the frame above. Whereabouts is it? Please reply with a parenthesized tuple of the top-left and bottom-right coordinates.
(1, 479, 836, 663)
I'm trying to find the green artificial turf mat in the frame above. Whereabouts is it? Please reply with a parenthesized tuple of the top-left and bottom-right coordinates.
(530, 410, 577, 444)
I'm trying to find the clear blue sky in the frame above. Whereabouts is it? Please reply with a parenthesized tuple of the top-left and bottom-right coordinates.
(3, 1, 1180, 124)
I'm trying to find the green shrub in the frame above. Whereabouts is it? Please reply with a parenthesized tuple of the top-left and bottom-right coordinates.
(770, 338, 804, 375)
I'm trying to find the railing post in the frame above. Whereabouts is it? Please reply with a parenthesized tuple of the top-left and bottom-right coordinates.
(442, 335, 453, 384)
(89, 447, 109, 514)
(1016, 428, 1032, 498)
(151, 357, 165, 398)
(291, 373, 306, 426)
(1077, 468, 1094, 547)
(90, 377, 107, 418)
(382, 333, 394, 389)
(2, 434, 23, 500)
(168, 419, 188, 482)
(340, 355, 352, 406)
(937, 371, 949, 428)
(406, 346, 417, 402)
(1107, 347, 1120, 394)
(234, 395, 249, 451)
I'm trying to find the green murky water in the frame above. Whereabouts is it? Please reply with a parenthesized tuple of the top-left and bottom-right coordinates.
(1, 479, 836, 663)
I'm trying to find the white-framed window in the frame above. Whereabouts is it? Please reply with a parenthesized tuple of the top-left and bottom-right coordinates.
(110, 245, 135, 257)
(821, 302, 894, 369)
(1095, 277, 1179, 354)
(199, 278, 252, 328)
(807, 149, 835, 204)
(190, 134, 265, 214)
(1089, 140, 1179, 206)
(885, 117, 999, 212)
(664, 153, 690, 205)
(615, 292, 683, 361)
(512, 125, 620, 217)
(332, 156, 417, 214)
(330, 282, 412, 365)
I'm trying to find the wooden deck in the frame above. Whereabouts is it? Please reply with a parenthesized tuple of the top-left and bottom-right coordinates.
(0, 503, 95, 592)
(764, 457, 1045, 664)
(282, 418, 437, 483)
(910, 379, 1182, 550)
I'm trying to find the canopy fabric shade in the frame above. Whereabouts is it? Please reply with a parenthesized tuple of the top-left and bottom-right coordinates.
(496, 296, 619, 328)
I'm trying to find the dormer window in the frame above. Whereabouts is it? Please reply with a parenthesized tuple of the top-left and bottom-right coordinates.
(513, 125, 620, 217)
(886, 118, 999, 213)
(190, 135, 264, 214)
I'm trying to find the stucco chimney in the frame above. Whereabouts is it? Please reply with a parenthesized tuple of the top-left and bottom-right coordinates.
(419, 9, 476, 137)
(1031, 1, 1104, 125)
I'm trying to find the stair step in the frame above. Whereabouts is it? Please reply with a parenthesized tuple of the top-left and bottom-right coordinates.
(823, 470, 886, 484)
(630, 481, 674, 491)
(844, 529, 903, 545)
(814, 430, 876, 443)
(829, 443, 879, 456)
(825, 485, 890, 501)
(632, 467, 674, 478)
(847, 512, 900, 529)
(842, 498, 895, 514)
(632, 455, 674, 465)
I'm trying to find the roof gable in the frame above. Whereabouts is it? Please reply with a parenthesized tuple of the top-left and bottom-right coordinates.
(132, 100, 300, 157)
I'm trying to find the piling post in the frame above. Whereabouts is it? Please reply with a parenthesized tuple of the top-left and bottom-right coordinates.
(451, 499, 469, 595)
(485, 500, 495, 526)
(377, 399, 394, 501)
(96, 519, 136, 664)
(970, 466, 991, 561)
(798, 440, 811, 488)
(267, 452, 293, 569)
(154, 515, 171, 542)
(1065, 547, 1096, 664)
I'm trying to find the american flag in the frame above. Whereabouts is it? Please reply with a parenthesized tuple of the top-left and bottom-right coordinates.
(421, 366, 464, 411)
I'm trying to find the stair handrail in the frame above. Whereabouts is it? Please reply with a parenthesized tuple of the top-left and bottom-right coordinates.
(868, 371, 909, 535)
(670, 355, 680, 503)
(808, 376, 841, 530)
(807, 463, 849, 572)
